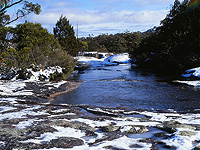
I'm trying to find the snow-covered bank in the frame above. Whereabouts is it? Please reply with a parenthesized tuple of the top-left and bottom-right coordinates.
(0, 79, 79, 103)
(0, 81, 200, 150)
(182, 67, 200, 78)
(174, 67, 200, 87)
(1, 97, 200, 150)
(0, 66, 64, 81)
(75, 53, 131, 67)
(175, 80, 200, 87)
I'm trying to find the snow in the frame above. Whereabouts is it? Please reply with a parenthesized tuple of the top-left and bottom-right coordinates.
(27, 66, 63, 81)
(162, 129, 200, 150)
(177, 67, 200, 87)
(182, 67, 200, 78)
(176, 80, 200, 87)
(0, 105, 48, 121)
(0, 66, 64, 81)
(140, 111, 200, 125)
(0, 80, 33, 96)
(45, 81, 68, 88)
(22, 126, 85, 144)
(104, 53, 130, 64)
(1, 99, 200, 149)
(0, 141, 5, 147)
(16, 119, 36, 129)
(75, 53, 131, 67)
(67, 136, 152, 150)
(120, 126, 132, 132)
(0, 106, 17, 113)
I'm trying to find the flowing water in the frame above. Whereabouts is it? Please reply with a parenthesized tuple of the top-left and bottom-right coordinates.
(53, 64, 200, 112)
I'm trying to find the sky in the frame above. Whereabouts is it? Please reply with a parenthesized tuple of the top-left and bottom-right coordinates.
(11, 0, 176, 37)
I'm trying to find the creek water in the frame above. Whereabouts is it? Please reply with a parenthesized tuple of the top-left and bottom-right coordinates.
(53, 64, 200, 112)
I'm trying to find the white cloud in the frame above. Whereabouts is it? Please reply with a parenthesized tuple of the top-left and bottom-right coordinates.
(11, 0, 172, 37)
(26, 7, 167, 36)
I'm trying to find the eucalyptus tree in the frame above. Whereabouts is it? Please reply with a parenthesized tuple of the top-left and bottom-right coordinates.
(54, 15, 78, 56)
(0, 0, 41, 26)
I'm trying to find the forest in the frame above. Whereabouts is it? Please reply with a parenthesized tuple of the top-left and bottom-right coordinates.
(0, 1, 77, 79)
(1, 0, 200, 78)
(79, 0, 200, 75)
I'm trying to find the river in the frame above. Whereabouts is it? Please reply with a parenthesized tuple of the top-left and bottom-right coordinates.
(53, 64, 200, 113)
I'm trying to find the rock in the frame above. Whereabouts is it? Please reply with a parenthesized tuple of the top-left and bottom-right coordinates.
(100, 124, 148, 134)
(103, 145, 127, 150)
(23, 124, 58, 140)
(49, 137, 84, 148)
(139, 138, 154, 143)
(50, 120, 95, 133)
(178, 131, 197, 136)
(154, 132, 167, 137)
(157, 121, 196, 133)
(120, 125, 149, 134)
(194, 146, 200, 150)
(100, 125, 120, 132)
(89, 134, 121, 146)
(129, 144, 144, 148)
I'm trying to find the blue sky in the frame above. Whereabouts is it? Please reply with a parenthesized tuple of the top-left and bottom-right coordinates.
(11, 0, 176, 37)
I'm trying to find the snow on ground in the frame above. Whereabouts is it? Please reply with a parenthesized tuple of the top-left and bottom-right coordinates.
(0, 66, 63, 81)
(45, 81, 68, 88)
(162, 129, 200, 150)
(22, 126, 86, 144)
(176, 80, 200, 87)
(0, 80, 33, 96)
(75, 53, 131, 67)
(26, 66, 63, 81)
(174, 67, 200, 87)
(0, 105, 17, 113)
(0, 105, 47, 121)
(104, 53, 130, 64)
(1, 97, 200, 149)
(182, 67, 200, 78)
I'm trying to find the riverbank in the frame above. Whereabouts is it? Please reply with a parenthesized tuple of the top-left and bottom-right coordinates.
(0, 80, 200, 149)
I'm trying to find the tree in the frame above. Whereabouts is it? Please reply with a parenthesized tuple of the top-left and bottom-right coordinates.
(131, 0, 200, 74)
(1, 22, 75, 76)
(54, 15, 78, 56)
(0, 0, 41, 26)
(0, 26, 13, 53)
(13, 22, 60, 68)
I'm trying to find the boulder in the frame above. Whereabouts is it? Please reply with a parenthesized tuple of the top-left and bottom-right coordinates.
(157, 121, 196, 133)
(49, 137, 84, 148)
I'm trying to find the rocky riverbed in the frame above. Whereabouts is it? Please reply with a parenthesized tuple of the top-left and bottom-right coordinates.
(0, 80, 200, 150)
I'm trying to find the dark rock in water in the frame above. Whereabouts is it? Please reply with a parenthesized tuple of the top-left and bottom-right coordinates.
(154, 132, 167, 137)
(139, 138, 154, 143)
(49, 137, 84, 148)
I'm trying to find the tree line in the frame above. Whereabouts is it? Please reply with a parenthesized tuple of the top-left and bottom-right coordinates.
(130, 0, 200, 75)
(1, 0, 199, 78)
(79, 0, 200, 75)
(0, 1, 78, 79)
(79, 30, 153, 54)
